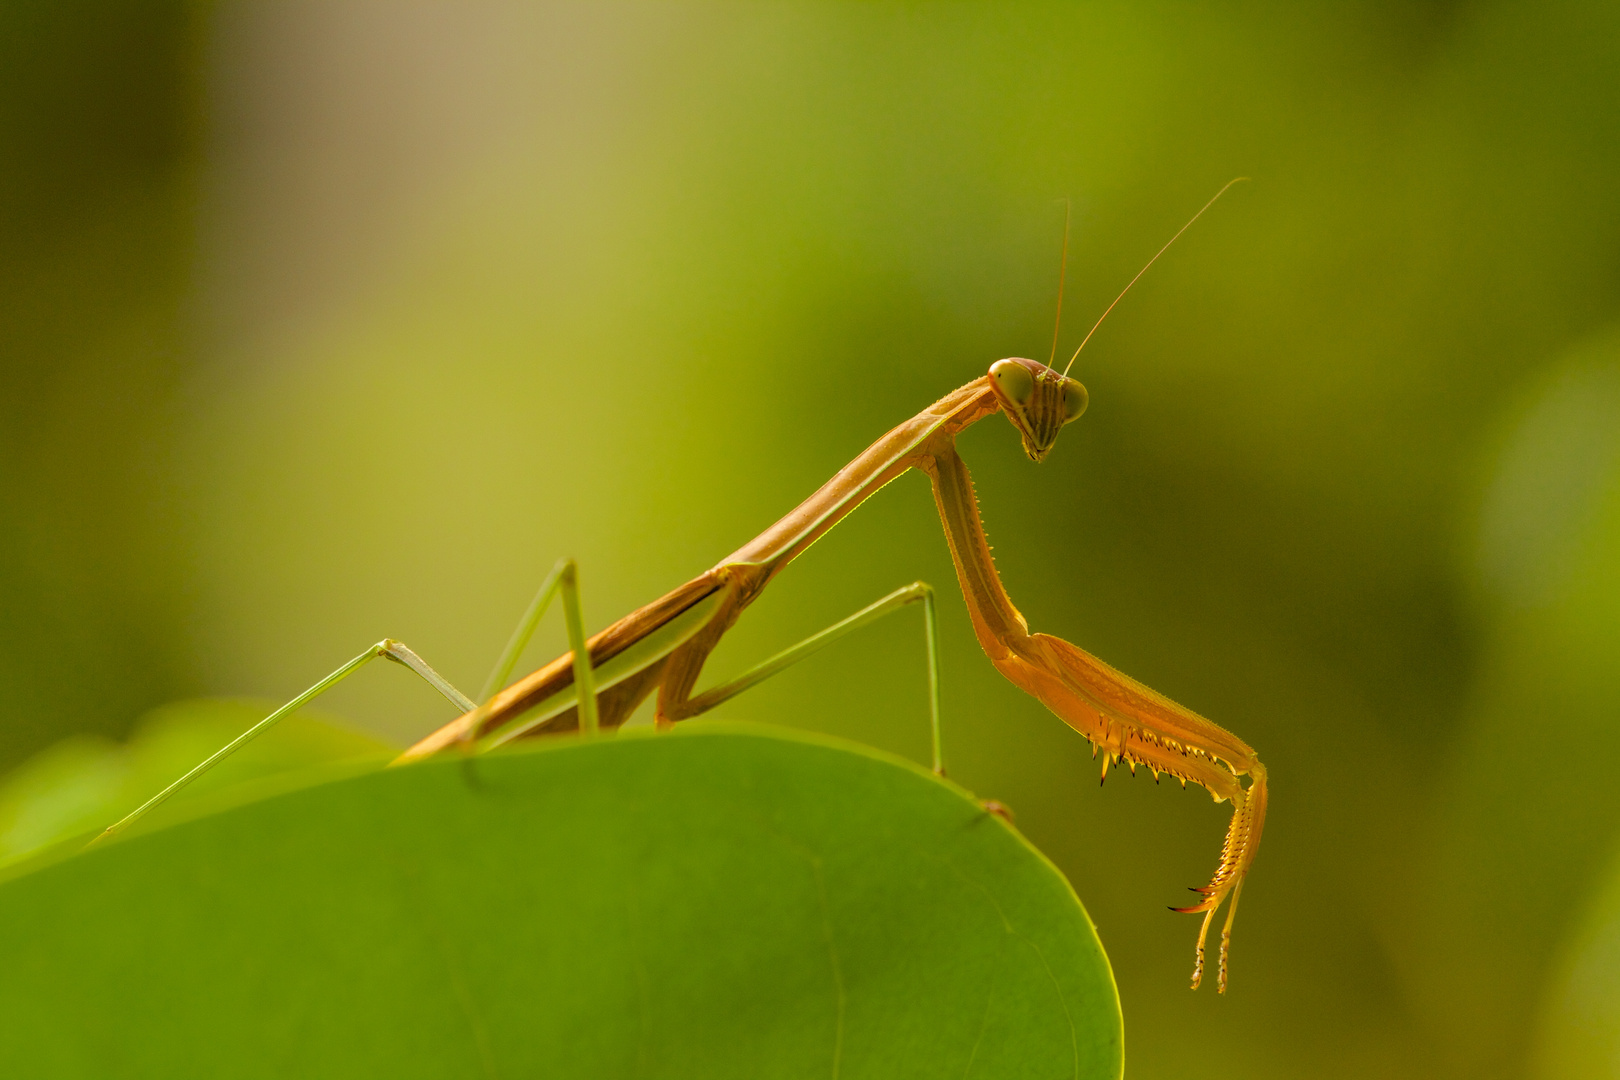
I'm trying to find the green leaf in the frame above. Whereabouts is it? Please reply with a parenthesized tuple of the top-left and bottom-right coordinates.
(0, 721, 1120, 1078)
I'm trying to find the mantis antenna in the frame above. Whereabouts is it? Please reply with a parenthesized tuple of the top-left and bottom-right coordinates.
(1048, 197, 1072, 369)
(1061, 176, 1248, 379)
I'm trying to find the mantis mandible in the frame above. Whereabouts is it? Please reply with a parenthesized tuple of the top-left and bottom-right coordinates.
(97, 182, 1265, 994)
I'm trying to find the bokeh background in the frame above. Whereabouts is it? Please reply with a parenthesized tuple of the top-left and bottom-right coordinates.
(4, 1, 1619, 1076)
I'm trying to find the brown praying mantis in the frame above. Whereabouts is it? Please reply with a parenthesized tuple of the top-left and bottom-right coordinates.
(96, 182, 1265, 994)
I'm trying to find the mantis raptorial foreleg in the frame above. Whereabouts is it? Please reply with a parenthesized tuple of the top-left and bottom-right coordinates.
(919, 435, 1266, 993)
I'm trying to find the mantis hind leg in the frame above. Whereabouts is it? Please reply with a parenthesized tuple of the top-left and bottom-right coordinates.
(90, 640, 475, 846)
(659, 582, 946, 774)
(96, 555, 612, 843)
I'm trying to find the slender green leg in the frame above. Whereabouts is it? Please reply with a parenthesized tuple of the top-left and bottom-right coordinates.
(678, 582, 945, 774)
(89, 640, 474, 847)
(479, 560, 566, 703)
(558, 562, 599, 736)
(457, 561, 571, 761)
(472, 557, 598, 741)
(922, 584, 941, 774)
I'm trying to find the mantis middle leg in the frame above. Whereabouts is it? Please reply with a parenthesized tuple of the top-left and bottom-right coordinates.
(477, 578, 946, 772)
(656, 581, 943, 772)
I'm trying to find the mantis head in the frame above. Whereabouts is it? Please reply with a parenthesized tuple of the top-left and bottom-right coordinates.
(988, 358, 1088, 462)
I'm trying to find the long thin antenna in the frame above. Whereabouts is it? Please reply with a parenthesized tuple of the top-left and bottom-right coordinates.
(1062, 177, 1248, 379)
(1048, 197, 1072, 368)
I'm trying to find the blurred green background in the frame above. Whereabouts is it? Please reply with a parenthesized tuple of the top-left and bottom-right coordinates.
(3, 1, 1619, 1076)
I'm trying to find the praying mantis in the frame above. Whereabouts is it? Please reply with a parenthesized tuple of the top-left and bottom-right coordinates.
(96, 182, 1265, 994)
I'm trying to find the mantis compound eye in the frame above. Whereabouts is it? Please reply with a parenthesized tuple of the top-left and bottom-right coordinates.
(1063, 379, 1088, 422)
(990, 358, 1035, 405)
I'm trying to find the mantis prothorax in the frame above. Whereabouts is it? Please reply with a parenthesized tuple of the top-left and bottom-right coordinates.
(95, 184, 1264, 994)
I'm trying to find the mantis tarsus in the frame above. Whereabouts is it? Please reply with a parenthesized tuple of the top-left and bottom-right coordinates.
(96, 183, 1266, 994)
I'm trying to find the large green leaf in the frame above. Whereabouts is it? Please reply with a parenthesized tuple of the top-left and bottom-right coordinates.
(0, 721, 1120, 1078)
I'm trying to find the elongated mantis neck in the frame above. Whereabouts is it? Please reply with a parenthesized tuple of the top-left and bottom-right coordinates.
(400, 374, 1007, 760)
(721, 377, 1001, 577)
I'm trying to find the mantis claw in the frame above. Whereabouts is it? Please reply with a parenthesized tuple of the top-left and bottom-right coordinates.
(981, 800, 1015, 823)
